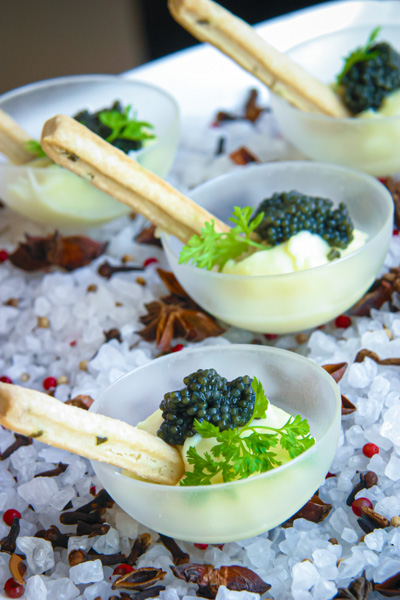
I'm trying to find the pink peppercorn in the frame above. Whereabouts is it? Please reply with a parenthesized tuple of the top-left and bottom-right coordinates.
(43, 377, 57, 391)
(3, 509, 21, 526)
(362, 443, 379, 458)
(0, 250, 9, 263)
(143, 257, 158, 267)
(352, 497, 373, 516)
(0, 376, 13, 384)
(171, 344, 185, 353)
(335, 315, 352, 329)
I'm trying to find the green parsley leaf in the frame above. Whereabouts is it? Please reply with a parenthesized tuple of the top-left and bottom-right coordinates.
(336, 26, 381, 86)
(25, 140, 46, 158)
(180, 378, 315, 486)
(179, 206, 267, 271)
(99, 105, 155, 144)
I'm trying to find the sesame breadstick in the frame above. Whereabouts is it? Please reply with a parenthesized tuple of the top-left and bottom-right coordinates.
(0, 109, 35, 164)
(41, 115, 229, 244)
(168, 0, 348, 117)
(0, 382, 184, 485)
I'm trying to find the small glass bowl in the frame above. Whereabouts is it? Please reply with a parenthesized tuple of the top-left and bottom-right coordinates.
(161, 161, 393, 334)
(90, 344, 341, 543)
(0, 75, 179, 226)
(270, 25, 400, 177)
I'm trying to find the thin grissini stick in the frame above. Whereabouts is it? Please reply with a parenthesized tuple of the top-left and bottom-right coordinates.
(0, 109, 36, 164)
(41, 115, 230, 245)
(168, 0, 349, 118)
(0, 383, 185, 485)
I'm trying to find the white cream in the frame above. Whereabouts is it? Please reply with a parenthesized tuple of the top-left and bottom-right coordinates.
(221, 229, 368, 277)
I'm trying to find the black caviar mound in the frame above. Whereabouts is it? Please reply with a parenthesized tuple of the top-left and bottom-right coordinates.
(340, 42, 400, 114)
(74, 101, 143, 154)
(252, 190, 354, 251)
(157, 369, 255, 446)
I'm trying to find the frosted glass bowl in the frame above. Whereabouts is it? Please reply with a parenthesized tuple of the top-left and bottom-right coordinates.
(0, 75, 179, 226)
(161, 162, 393, 334)
(270, 25, 400, 176)
(90, 344, 341, 543)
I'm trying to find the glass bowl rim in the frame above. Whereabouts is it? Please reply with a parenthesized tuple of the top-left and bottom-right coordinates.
(90, 343, 341, 491)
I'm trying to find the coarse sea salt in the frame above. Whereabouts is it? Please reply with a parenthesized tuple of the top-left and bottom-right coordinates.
(0, 89, 400, 600)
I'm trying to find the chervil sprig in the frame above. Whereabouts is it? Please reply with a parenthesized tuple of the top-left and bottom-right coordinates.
(98, 104, 155, 144)
(180, 377, 314, 486)
(25, 140, 46, 158)
(179, 206, 267, 271)
(336, 26, 381, 86)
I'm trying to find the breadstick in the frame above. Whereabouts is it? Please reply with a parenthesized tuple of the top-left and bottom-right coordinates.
(168, 0, 348, 117)
(0, 109, 36, 164)
(0, 382, 184, 485)
(41, 115, 230, 244)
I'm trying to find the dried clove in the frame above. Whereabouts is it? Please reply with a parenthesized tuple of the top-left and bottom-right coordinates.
(172, 563, 271, 599)
(112, 587, 167, 600)
(112, 567, 166, 590)
(136, 224, 162, 248)
(374, 571, 400, 596)
(34, 462, 67, 478)
(98, 260, 144, 279)
(335, 571, 372, 599)
(76, 521, 110, 537)
(68, 549, 126, 567)
(283, 494, 332, 526)
(360, 505, 390, 529)
(126, 533, 153, 566)
(346, 472, 378, 506)
(158, 534, 189, 565)
(74, 489, 114, 513)
(0, 433, 32, 460)
(0, 517, 20, 554)
(244, 89, 265, 122)
(35, 525, 71, 549)
(229, 147, 259, 165)
(60, 508, 104, 525)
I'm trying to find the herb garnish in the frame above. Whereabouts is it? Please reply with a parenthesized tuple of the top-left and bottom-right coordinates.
(98, 104, 155, 144)
(336, 26, 381, 87)
(179, 206, 267, 271)
(180, 378, 315, 486)
(25, 140, 46, 158)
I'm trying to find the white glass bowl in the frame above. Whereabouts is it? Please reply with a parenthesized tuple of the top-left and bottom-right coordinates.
(0, 75, 179, 226)
(161, 162, 393, 334)
(270, 25, 400, 176)
(90, 344, 341, 543)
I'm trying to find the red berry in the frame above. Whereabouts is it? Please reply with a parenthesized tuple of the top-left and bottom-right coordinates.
(325, 472, 336, 479)
(113, 564, 134, 576)
(0, 249, 9, 263)
(143, 257, 158, 268)
(352, 497, 373, 516)
(171, 344, 185, 353)
(362, 443, 379, 458)
(3, 509, 21, 526)
(264, 334, 278, 340)
(69, 340, 77, 347)
(90, 485, 97, 495)
(43, 376, 57, 391)
(393, 229, 400, 236)
(4, 578, 24, 598)
(335, 315, 352, 329)
(378, 177, 388, 186)
(194, 543, 209, 550)
(0, 376, 13, 384)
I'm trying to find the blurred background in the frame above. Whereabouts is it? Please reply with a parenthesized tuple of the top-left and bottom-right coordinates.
(1, 0, 323, 95)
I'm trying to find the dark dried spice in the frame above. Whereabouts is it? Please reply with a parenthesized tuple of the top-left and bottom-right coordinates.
(35, 525, 71, 549)
(335, 571, 372, 599)
(245, 89, 266, 122)
(8, 554, 26, 585)
(229, 147, 259, 165)
(322, 362, 348, 383)
(355, 348, 400, 366)
(350, 268, 400, 317)
(0, 433, 32, 461)
(136, 224, 162, 248)
(68, 549, 126, 567)
(138, 269, 225, 352)
(34, 462, 67, 478)
(385, 177, 400, 230)
(60, 508, 104, 525)
(98, 260, 144, 279)
(77, 521, 110, 537)
(126, 533, 153, 566)
(104, 328, 122, 343)
(0, 517, 20, 554)
(346, 471, 378, 506)
(65, 394, 95, 410)
(9, 232, 107, 272)
(75, 488, 114, 513)
(112, 589, 166, 600)
(374, 571, 400, 596)
(158, 534, 190, 565)
(360, 505, 390, 528)
(172, 563, 271, 599)
(342, 394, 357, 415)
(112, 567, 166, 590)
(283, 494, 332, 526)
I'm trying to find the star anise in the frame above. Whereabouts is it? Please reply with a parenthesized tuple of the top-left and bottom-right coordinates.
(350, 267, 400, 317)
(283, 494, 332, 526)
(335, 572, 372, 599)
(136, 224, 162, 248)
(322, 363, 356, 414)
(385, 177, 400, 230)
(215, 88, 267, 123)
(137, 269, 225, 351)
(374, 571, 400, 597)
(9, 232, 107, 271)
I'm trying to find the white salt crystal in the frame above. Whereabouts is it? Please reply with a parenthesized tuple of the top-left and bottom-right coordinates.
(49, 486, 76, 511)
(69, 559, 104, 584)
(45, 577, 80, 600)
(364, 528, 388, 552)
(292, 591, 313, 600)
(329, 508, 350, 535)
(67, 536, 92, 554)
(160, 589, 180, 600)
(115, 509, 139, 539)
(33, 296, 51, 317)
(380, 405, 400, 445)
(311, 577, 337, 600)
(375, 495, 400, 519)
(373, 557, 400, 583)
(347, 360, 377, 388)
(18, 477, 58, 512)
(83, 580, 113, 600)
(92, 526, 119, 554)
(215, 586, 260, 600)
(61, 458, 87, 485)
(25, 575, 48, 600)
(312, 549, 338, 580)
(291, 561, 319, 590)
(17, 537, 54, 574)
(345, 425, 365, 448)
(367, 453, 387, 475)
(385, 452, 400, 480)
(341, 528, 358, 544)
